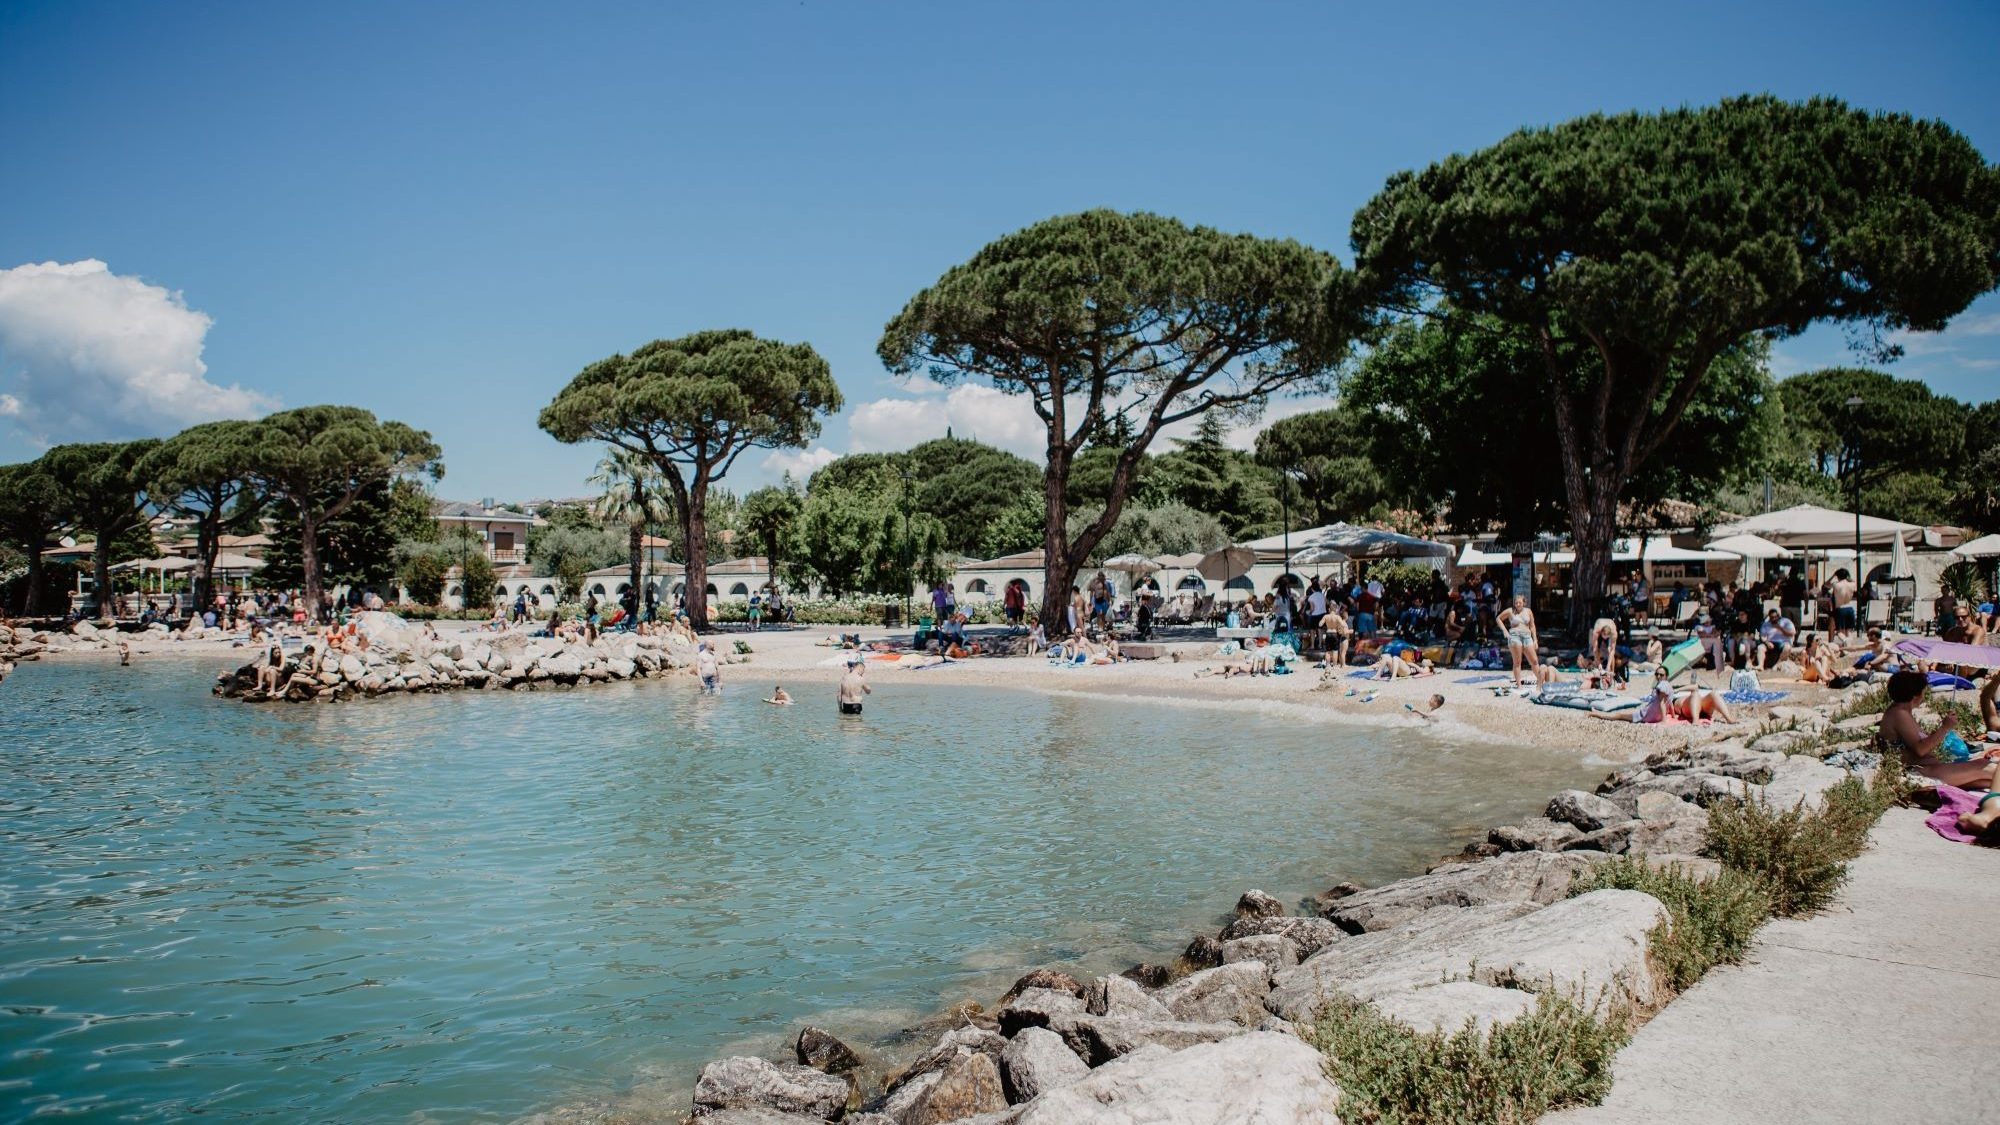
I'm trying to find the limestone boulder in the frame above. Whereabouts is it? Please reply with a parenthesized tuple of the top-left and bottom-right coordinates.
(1368, 980, 1539, 1037)
(1269, 889, 1669, 1022)
(794, 1025, 861, 1077)
(1216, 914, 1345, 956)
(997, 968, 1083, 1006)
(690, 1056, 848, 1120)
(886, 1026, 1006, 1095)
(1151, 961, 1272, 1027)
(889, 1050, 1005, 1125)
(1489, 817, 1584, 852)
(1235, 889, 1285, 918)
(1042, 1012, 1243, 1067)
(998, 1026, 1088, 1104)
(1756, 755, 1850, 811)
(339, 654, 365, 680)
(1222, 934, 1299, 969)
(1081, 974, 1171, 1021)
(1323, 850, 1601, 933)
(992, 1032, 1339, 1124)
(1546, 789, 1629, 832)
(995, 987, 1086, 1037)
(1180, 934, 1223, 969)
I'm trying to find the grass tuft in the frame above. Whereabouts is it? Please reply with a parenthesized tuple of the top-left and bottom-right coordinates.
(1309, 991, 1629, 1125)
(1569, 858, 1771, 994)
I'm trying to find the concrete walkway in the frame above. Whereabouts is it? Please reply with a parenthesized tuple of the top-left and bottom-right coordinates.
(1552, 807, 2000, 1125)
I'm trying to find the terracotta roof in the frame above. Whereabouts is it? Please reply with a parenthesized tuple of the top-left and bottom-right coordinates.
(956, 549, 1045, 571)
(707, 556, 770, 575)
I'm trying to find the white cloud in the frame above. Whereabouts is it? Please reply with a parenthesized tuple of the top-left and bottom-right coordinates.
(0, 260, 275, 442)
(762, 444, 840, 478)
(847, 385, 1046, 459)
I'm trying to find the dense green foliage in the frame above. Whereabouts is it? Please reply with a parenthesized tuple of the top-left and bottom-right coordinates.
(248, 405, 442, 616)
(1704, 760, 1909, 916)
(38, 439, 160, 612)
(540, 328, 840, 628)
(880, 209, 1364, 625)
(1355, 95, 2000, 620)
(1570, 858, 1773, 994)
(1308, 991, 1629, 1125)
(0, 456, 71, 614)
(141, 420, 261, 608)
(526, 524, 625, 600)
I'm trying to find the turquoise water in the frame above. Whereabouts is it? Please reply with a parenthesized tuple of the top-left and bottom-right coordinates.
(0, 658, 1600, 1123)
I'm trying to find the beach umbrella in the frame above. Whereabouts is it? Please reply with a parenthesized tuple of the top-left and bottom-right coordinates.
(1196, 545, 1257, 583)
(1893, 637, 2000, 671)
(1289, 545, 1350, 566)
(1101, 552, 1161, 575)
(1889, 532, 1912, 580)
(1703, 533, 1794, 560)
(1951, 533, 2000, 559)
(1660, 637, 1705, 680)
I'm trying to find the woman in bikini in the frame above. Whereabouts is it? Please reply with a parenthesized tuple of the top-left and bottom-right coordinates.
(1877, 669, 1999, 791)
(1499, 595, 1538, 687)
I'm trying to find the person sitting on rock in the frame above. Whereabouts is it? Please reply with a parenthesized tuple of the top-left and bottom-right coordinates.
(1877, 669, 1998, 789)
(275, 645, 320, 700)
(1983, 667, 2000, 739)
(254, 645, 285, 696)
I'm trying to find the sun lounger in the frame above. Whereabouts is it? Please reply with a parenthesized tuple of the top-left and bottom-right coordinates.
(1216, 625, 1273, 641)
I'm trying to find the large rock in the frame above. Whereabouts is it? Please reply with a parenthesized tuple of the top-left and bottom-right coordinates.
(690, 1056, 848, 1120)
(1043, 1012, 1243, 1067)
(1180, 934, 1223, 969)
(1216, 914, 1345, 956)
(1323, 850, 1601, 933)
(995, 987, 1086, 1037)
(697, 1111, 830, 1125)
(999, 1026, 1088, 1103)
(1368, 980, 1539, 1037)
(1547, 789, 1629, 832)
(1235, 889, 1285, 919)
(1222, 934, 1299, 969)
(1270, 890, 1669, 1022)
(991, 1033, 1339, 1124)
(1565, 813, 1707, 857)
(339, 654, 365, 680)
(1609, 771, 1749, 807)
(891, 1050, 1005, 1125)
(1151, 961, 1272, 1027)
(1756, 755, 1850, 811)
(795, 1025, 861, 1077)
(1081, 974, 1172, 1021)
(886, 1026, 1007, 1094)
(1490, 817, 1585, 852)
(997, 968, 1084, 1006)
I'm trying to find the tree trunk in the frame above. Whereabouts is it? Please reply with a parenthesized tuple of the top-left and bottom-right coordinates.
(1566, 487, 1622, 634)
(627, 522, 642, 611)
(1038, 446, 1075, 632)
(683, 483, 710, 631)
(196, 512, 220, 613)
(92, 535, 112, 621)
(23, 546, 46, 617)
(300, 512, 323, 622)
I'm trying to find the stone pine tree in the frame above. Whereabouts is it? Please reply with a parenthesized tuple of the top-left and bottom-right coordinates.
(879, 210, 1362, 630)
(40, 439, 160, 616)
(141, 419, 260, 612)
(0, 457, 68, 616)
(247, 406, 442, 620)
(1353, 95, 2000, 627)
(540, 329, 841, 630)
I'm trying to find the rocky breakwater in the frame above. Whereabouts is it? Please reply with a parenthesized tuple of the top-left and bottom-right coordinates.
(214, 627, 701, 702)
(666, 700, 1869, 1125)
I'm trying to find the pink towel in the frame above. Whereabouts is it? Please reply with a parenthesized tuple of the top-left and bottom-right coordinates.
(1926, 784, 1986, 844)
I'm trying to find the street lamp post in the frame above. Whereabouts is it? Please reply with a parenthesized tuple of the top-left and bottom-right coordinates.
(900, 469, 915, 627)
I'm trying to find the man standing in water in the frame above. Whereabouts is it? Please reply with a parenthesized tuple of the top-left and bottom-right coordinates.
(838, 658, 870, 716)
(696, 641, 721, 695)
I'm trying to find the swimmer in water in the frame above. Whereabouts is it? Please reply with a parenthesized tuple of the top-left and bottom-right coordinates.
(765, 684, 793, 705)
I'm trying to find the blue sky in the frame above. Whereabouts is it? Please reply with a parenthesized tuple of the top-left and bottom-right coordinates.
(2, 0, 1996, 502)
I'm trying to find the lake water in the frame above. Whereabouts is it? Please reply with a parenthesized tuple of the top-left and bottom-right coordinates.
(0, 658, 1602, 1122)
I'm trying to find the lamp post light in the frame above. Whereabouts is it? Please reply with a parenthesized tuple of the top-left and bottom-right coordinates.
(900, 468, 915, 626)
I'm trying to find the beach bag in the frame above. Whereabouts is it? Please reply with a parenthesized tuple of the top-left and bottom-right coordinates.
(1729, 669, 1760, 694)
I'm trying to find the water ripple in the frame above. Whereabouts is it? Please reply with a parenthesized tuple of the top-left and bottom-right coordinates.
(0, 658, 1598, 1123)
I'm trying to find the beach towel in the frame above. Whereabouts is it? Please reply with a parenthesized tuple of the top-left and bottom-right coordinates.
(1722, 688, 1790, 705)
(1455, 673, 1511, 685)
(1532, 689, 1639, 714)
(1925, 784, 1993, 845)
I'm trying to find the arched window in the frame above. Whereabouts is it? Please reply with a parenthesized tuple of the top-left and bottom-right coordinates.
(729, 582, 750, 596)
(447, 583, 463, 598)
(539, 585, 557, 598)
(1177, 574, 1207, 591)
(615, 582, 631, 594)
(966, 578, 989, 594)
(589, 583, 606, 597)
(704, 583, 718, 596)
(1274, 572, 1303, 592)
(1225, 575, 1254, 591)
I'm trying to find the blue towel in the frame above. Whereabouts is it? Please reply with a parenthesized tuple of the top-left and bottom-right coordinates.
(1928, 672, 1976, 691)
(1349, 668, 1380, 679)
(1454, 673, 1511, 685)
(1721, 688, 1789, 705)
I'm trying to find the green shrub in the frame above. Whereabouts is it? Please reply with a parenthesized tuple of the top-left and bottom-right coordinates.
(1309, 991, 1629, 1125)
(1569, 858, 1772, 994)
(1703, 757, 1906, 917)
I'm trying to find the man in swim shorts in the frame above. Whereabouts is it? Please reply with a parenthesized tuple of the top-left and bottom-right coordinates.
(838, 660, 870, 715)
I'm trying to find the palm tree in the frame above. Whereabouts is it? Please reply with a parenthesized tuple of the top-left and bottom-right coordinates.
(589, 448, 669, 616)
